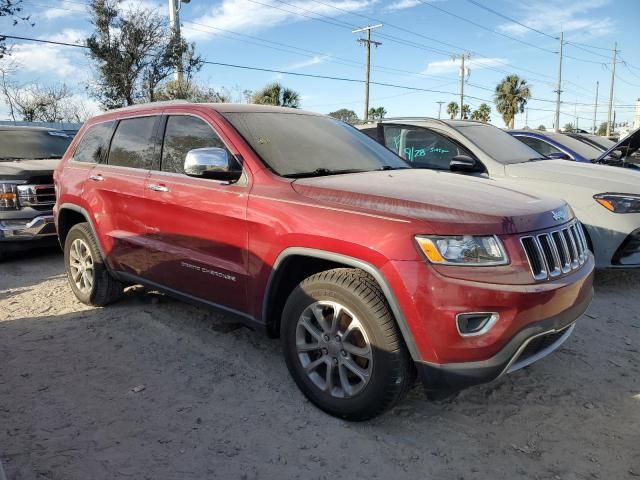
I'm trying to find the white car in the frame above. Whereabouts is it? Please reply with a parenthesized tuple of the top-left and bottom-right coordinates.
(357, 119, 640, 269)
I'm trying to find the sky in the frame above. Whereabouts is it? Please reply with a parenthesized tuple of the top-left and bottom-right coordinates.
(1, 0, 639, 130)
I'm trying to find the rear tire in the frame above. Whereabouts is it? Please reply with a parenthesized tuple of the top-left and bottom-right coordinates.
(64, 222, 123, 306)
(281, 268, 414, 421)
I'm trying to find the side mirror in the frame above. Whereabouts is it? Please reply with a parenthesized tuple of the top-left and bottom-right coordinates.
(450, 155, 483, 173)
(184, 147, 241, 181)
(546, 152, 570, 160)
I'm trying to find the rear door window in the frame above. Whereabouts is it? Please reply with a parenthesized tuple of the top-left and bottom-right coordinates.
(161, 115, 234, 174)
(108, 116, 159, 169)
(382, 125, 472, 170)
(516, 135, 564, 158)
(73, 121, 114, 163)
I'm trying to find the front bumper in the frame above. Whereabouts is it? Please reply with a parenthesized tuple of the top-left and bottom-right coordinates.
(0, 215, 57, 241)
(414, 292, 589, 391)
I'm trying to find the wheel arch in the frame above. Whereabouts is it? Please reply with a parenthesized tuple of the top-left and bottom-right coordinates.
(262, 247, 420, 361)
(57, 204, 106, 258)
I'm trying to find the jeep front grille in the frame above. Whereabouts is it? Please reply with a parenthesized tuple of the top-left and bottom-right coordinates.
(16, 184, 56, 210)
(521, 221, 589, 281)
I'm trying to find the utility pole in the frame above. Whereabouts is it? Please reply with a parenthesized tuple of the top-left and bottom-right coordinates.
(593, 80, 599, 134)
(353, 24, 382, 122)
(452, 53, 470, 120)
(606, 42, 617, 137)
(436, 101, 445, 119)
(525, 107, 529, 128)
(168, 0, 190, 83)
(554, 31, 564, 132)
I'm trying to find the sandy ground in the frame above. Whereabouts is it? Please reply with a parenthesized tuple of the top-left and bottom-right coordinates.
(0, 250, 638, 480)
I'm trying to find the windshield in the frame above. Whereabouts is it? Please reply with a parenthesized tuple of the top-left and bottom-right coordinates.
(221, 112, 409, 177)
(569, 133, 615, 151)
(540, 132, 604, 160)
(455, 124, 544, 164)
(0, 129, 72, 160)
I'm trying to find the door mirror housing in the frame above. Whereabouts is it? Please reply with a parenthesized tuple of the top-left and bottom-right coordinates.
(184, 147, 241, 181)
(546, 152, 571, 160)
(450, 155, 483, 173)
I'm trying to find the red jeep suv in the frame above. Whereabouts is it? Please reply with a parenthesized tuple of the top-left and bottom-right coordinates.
(54, 102, 594, 420)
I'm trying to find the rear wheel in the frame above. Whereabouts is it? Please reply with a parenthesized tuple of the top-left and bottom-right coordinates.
(281, 268, 414, 421)
(64, 222, 123, 306)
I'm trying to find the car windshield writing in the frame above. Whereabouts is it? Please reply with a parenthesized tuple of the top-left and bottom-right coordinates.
(457, 124, 542, 164)
(221, 112, 408, 176)
(0, 129, 72, 160)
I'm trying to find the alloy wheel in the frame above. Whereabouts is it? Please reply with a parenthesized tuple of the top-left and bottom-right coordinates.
(68, 238, 94, 294)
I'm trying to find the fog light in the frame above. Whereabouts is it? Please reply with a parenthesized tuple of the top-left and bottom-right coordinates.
(456, 312, 499, 337)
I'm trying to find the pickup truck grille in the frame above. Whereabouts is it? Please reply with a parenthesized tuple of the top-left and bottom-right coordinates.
(17, 184, 56, 210)
(521, 221, 589, 281)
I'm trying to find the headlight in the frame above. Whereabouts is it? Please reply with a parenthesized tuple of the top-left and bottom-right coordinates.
(594, 193, 640, 214)
(0, 182, 20, 210)
(415, 235, 508, 266)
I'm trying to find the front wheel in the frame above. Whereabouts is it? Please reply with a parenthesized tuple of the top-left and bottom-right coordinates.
(281, 268, 414, 421)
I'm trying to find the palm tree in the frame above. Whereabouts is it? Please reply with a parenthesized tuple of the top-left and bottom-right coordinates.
(446, 101, 459, 119)
(471, 103, 491, 123)
(461, 104, 471, 120)
(251, 82, 301, 108)
(368, 106, 387, 120)
(494, 75, 531, 128)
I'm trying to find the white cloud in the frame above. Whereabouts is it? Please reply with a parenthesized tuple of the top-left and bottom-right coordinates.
(424, 57, 509, 75)
(385, 0, 421, 11)
(45, 29, 89, 46)
(282, 55, 330, 71)
(497, 0, 613, 38)
(187, 0, 373, 39)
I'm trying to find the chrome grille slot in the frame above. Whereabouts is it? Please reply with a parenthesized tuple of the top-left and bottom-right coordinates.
(521, 220, 589, 281)
(16, 184, 56, 209)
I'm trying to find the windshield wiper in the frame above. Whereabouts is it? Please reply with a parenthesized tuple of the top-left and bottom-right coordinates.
(284, 168, 371, 178)
(527, 157, 548, 162)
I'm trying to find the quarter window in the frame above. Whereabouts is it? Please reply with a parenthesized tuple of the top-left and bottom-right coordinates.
(108, 116, 158, 169)
(382, 125, 472, 170)
(73, 121, 114, 163)
(516, 136, 564, 158)
(161, 115, 233, 174)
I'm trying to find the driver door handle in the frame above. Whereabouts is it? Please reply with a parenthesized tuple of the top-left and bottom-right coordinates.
(148, 184, 170, 193)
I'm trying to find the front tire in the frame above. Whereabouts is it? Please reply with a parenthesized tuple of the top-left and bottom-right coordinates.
(64, 222, 123, 306)
(281, 268, 414, 421)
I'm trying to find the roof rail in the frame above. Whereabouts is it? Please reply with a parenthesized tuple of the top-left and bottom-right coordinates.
(106, 99, 190, 114)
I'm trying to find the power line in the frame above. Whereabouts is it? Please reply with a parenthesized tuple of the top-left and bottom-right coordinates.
(465, 0, 558, 40)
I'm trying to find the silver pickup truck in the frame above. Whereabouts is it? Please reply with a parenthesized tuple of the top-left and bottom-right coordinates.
(0, 127, 72, 260)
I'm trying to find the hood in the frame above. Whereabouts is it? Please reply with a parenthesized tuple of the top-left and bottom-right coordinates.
(505, 159, 640, 193)
(292, 169, 570, 235)
(0, 158, 60, 182)
(597, 127, 640, 163)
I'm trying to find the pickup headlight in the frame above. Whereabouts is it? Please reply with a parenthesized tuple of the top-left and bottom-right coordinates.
(594, 193, 640, 214)
(0, 182, 20, 210)
(415, 235, 508, 266)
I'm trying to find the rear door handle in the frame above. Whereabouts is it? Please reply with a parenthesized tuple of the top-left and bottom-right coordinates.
(148, 184, 170, 193)
(89, 174, 104, 182)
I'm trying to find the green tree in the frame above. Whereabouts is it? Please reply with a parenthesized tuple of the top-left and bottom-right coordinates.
(368, 106, 387, 120)
(537, 124, 546, 131)
(597, 122, 608, 136)
(86, 0, 202, 109)
(446, 101, 459, 119)
(461, 104, 471, 120)
(251, 82, 300, 108)
(494, 74, 531, 128)
(328, 108, 359, 124)
(563, 122, 575, 133)
(154, 80, 231, 103)
(470, 103, 491, 122)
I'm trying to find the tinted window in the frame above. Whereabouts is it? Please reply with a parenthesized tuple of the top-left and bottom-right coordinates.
(382, 125, 472, 170)
(0, 129, 72, 160)
(221, 112, 408, 177)
(516, 136, 564, 157)
(538, 132, 603, 160)
(73, 122, 114, 163)
(108, 116, 158, 169)
(161, 115, 233, 174)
